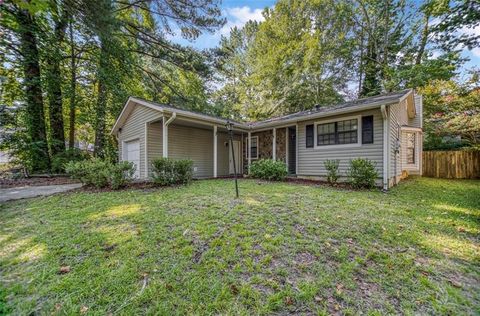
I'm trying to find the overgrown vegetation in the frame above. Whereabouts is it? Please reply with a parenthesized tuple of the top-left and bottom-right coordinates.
(65, 159, 134, 189)
(1, 0, 478, 171)
(347, 158, 378, 189)
(151, 158, 193, 186)
(323, 159, 340, 184)
(0, 178, 478, 314)
(249, 159, 288, 181)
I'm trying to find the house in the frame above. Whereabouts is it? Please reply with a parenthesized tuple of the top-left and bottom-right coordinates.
(111, 89, 422, 189)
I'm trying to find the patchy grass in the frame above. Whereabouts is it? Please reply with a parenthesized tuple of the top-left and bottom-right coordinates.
(0, 177, 479, 315)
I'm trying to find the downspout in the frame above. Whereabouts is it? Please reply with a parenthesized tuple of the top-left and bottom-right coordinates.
(381, 105, 389, 191)
(163, 112, 176, 158)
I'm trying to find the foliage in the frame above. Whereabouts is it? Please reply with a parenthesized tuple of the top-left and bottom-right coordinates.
(65, 159, 134, 189)
(51, 148, 91, 174)
(249, 159, 288, 181)
(109, 161, 136, 190)
(347, 158, 378, 189)
(323, 159, 340, 184)
(419, 72, 480, 150)
(151, 158, 193, 186)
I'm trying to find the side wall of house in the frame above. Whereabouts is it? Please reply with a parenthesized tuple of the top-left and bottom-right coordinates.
(296, 108, 384, 181)
(117, 105, 162, 179)
(389, 94, 423, 185)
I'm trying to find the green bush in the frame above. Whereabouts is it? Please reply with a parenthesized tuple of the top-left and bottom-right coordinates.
(65, 159, 135, 189)
(51, 148, 91, 173)
(151, 158, 193, 186)
(249, 159, 287, 181)
(347, 158, 378, 189)
(324, 159, 340, 184)
(109, 161, 135, 190)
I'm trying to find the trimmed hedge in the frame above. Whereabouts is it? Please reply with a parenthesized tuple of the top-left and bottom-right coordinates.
(151, 158, 193, 186)
(249, 159, 288, 181)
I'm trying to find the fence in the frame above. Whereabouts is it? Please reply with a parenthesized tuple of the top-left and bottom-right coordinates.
(422, 151, 480, 179)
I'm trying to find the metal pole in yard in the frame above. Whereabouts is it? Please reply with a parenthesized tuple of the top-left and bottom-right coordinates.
(226, 120, 239, 198)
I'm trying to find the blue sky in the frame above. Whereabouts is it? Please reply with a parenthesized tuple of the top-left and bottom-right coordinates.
(169, 0, 479, 76)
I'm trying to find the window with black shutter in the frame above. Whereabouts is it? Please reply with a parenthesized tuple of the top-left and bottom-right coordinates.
(362, 116, 374, 144)
(306, 124, 314, 148)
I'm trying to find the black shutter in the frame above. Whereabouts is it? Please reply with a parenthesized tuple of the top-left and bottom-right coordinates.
(362, 116, 374, 144)
(306, 124, 314, 148)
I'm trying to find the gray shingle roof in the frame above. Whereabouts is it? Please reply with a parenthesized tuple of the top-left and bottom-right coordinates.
(247, 89, 412, 127)
(131, 89, 412, 129)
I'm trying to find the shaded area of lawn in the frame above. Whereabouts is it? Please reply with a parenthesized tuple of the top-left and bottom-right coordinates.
(0, 177, 479, 314)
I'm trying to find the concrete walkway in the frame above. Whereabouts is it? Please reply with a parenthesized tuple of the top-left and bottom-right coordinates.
(0, 183, 83, 202)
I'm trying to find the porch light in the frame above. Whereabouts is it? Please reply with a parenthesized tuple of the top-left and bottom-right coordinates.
(226, 120, 239, 198)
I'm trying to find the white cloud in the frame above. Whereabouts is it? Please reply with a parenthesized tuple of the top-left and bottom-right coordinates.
(219, 6, 265, 35)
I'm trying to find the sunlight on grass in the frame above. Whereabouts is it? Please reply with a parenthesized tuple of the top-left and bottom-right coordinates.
(93, 222, 140, 244)
(433, 203, 478, 216)
(422, 234, 480, 262)
(17, 243, 46, 262)
(89, 204, 142, 220)
(0, 237, 31, 257)
(244, 196, 262, 206)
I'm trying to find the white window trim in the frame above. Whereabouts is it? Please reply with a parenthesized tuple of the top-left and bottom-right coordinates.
(313, 115, 362, 149)
(405, 131, 417, 166)
(250, 136, 259, 159)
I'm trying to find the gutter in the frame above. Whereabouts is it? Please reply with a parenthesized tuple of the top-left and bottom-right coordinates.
(164, 112, 177, 126)
(381, 104, 389, 191)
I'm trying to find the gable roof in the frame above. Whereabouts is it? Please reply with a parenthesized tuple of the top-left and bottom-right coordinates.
(111, 89, 414, 134)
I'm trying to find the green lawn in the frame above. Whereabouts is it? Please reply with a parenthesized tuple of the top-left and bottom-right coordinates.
(1, 177, 479, 315)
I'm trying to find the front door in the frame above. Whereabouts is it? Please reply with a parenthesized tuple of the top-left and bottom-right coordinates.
(288, 127, 296, 174)
(229, 140, 241, 174)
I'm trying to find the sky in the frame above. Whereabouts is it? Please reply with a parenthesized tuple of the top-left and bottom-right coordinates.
(169, 0, 479, 77)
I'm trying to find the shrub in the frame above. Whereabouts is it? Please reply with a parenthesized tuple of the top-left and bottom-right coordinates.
(324, 159, 340, 184)
(65, 159, 135, 189)
(347, 158, 378, 189)
(109, 161, 135, 190)
(249, 159, 288, 181)
(151, 158, 193, 186)
(51, 148, 91, 173)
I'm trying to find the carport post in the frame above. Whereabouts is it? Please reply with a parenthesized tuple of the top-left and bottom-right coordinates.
(248, 132, 251, 173)
(272, 128, 276, 160)
(213, 125, 218, 178)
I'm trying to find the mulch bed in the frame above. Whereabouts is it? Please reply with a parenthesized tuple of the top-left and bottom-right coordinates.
(0, 176, 80, 189)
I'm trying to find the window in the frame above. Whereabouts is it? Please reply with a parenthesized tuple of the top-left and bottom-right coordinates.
(362, 116, 374, 144)
(317, 118, 358, 146)
(250, 136, 258, 159)
(306, 124, 314, 148)
(406, 132, 415, 164)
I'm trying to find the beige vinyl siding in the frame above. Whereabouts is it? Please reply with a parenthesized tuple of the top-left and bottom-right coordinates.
(409, 95, 423, 128)
(168, 124, 214, 178)
(400, 130, 421, 173)
(118, 105, 162, 178)
(297, 109, 384, 180)
(389, 102, 403, 180)
(146, 121, 163, 177)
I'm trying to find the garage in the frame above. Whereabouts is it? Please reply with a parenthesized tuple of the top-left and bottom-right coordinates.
(124, 139, 140, 178)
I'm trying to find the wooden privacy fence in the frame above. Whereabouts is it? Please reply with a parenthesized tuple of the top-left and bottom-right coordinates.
(423, 151, 480, 179)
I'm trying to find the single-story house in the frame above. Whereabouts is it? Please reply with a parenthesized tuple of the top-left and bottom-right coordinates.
(111, 89, 423, 189)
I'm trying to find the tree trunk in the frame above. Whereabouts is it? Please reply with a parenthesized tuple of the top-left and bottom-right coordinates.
(46, 14, 69, 156)
(94, 42, 108, 158)
(68, 22, 77, 149)
(415, 15, 430, 65)
(17, 9, 50, 171)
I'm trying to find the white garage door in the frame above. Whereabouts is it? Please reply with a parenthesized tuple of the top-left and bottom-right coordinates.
(124, 140, 140, 178)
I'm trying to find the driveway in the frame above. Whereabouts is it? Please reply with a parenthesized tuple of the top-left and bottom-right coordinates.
(0, 183, 83, 202)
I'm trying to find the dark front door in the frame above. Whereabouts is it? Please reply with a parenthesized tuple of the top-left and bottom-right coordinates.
(288, 126, 296, 174)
